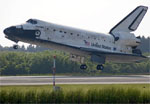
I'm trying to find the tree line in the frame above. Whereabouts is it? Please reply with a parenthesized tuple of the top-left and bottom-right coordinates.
(0, 51, 149, 75)
(137, 36, 150, 53)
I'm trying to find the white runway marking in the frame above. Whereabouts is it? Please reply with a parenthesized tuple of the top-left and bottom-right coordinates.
(0, 75, 150, 85)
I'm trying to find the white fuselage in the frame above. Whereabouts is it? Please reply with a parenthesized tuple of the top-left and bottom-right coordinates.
(21, 19, 133, 56)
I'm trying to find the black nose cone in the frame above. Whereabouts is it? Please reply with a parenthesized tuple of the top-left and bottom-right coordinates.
(3, 26, 16, 36)
(3, 28, 8, 35)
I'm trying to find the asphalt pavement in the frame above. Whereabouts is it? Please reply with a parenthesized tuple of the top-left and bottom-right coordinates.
(0, 75, 150, 85)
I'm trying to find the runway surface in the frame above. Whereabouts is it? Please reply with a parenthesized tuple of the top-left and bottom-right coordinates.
(0, 75, 150, 85)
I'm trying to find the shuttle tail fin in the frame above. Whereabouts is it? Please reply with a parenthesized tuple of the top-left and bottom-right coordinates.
(109, 6, 148, 38)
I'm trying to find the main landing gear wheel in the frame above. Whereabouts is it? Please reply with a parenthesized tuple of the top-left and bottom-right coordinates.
(80, 64, 87, 70)
(96, 65, 104, 70)
(13, 44, 19, 49)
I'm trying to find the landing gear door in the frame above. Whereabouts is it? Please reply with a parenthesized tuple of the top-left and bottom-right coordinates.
(91, 54, 106, 64)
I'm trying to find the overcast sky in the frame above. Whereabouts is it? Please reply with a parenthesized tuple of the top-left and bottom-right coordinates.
(0, 0, 149, 47)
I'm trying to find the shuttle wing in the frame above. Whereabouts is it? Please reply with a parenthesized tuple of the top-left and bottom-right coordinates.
(80, 47, 147, 63)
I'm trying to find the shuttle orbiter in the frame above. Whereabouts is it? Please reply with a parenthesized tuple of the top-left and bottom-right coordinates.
(3, 6, 148, 70)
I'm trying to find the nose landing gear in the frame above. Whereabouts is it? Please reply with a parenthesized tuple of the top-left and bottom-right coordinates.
(13, 41, 19, 49)
(13, 44, 19, 49)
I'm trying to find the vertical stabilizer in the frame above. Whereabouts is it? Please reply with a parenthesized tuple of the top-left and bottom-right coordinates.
(110, 6, 148, 38)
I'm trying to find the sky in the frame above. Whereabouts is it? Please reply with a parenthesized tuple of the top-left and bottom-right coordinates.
(0, 0, 149, 47)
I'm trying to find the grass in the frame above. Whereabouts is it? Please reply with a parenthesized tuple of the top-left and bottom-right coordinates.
(0, 84, 150, 103)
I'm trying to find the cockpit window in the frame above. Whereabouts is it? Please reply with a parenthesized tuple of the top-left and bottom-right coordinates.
(26, 19, 37, 24)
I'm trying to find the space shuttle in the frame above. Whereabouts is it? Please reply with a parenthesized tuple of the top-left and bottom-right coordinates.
(3, 6, 148, 70)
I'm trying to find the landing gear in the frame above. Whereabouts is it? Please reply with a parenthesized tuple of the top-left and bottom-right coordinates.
(13, 44, 19, 49)
(80, 64, 87, 70)
(70, 54, 87, 70)
(96, 64, 104, 70)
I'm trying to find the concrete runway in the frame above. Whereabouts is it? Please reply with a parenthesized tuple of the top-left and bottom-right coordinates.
(0, 75, 150, 86)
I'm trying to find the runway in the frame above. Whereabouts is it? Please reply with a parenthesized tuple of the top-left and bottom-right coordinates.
(0, 75, 150, 86)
